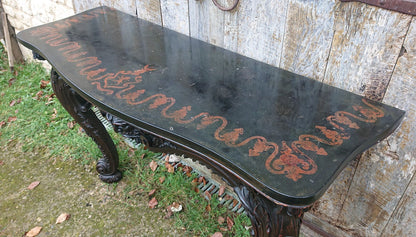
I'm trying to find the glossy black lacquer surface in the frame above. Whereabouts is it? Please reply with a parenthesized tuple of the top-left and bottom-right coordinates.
(17, 7, 405, 206)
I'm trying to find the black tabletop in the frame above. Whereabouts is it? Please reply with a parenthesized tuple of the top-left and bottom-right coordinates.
(17, 7, 405, 206)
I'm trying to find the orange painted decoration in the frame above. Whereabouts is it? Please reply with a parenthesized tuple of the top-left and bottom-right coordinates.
(31, 11, 386, 181)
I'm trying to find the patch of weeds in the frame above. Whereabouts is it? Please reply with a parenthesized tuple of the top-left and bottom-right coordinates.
(119, 148, 251, 236)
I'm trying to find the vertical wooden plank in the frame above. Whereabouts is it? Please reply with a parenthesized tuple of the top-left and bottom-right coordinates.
(382, 173, 416, 236)
(160, 0, 189, 35)
(329, 4, 414, 236)
(74, 0, 136, 15)
(314, 3, 412, 236)
(375, 17, 416, 237)
(73, 0, 101, 13)
(280, 0, 336, 81)
(308, 158, 360, 232)
(136, 0, 162, 25)
(223, 1, 239, 52)
(323, 2, 411, 97)
(322, 3, 413, 235)
(104, 0, 137, 15)
(188, 0, 225, 46)
(235, 0, 288, 67)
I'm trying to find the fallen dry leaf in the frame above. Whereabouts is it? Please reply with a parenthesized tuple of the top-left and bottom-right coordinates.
(148, 197, 158, 209)
(28, 181, 40, 190)
(148, 189, 156, 197)
(51, 108, 58, 120)
(218, 185, 226, 196)
(140, 153, 146, 159)
(198, 176, 207, 185)
(225, 194, 233, 200)
(149, 161, 158, 172)
(218, 216, 225, 225)
(0, 160, 4, 166)
(227, 217, 234, 230)
(40, 80, 50, 89)
(219, 227, 228, 232)
(211, 232, 223, 237)
(183, 165, 193, 177)
(165, 207, 173, 219)
(128, 148, 135, 157)
(34, 91, 43, 100)
(206, 204, 211, 212)
(8, 78, 16, 86)
(167, 154, 181, 163)
(25, 226, 42, 237)
(7, 116, 17, 122)
(67, 121, 76, 129)
(56, 213, 71, 224)
(165, 162, 175, 173)
(0, 121, 5, 128)
(159, 176, 165, 184)
(204, 190, 212, 200)
(9, 99, 21, 107)
(170, 202, 182, 213)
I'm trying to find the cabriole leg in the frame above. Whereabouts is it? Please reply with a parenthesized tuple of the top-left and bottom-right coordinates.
(50, 69, 122, 183)
(234, 186, 309, 237)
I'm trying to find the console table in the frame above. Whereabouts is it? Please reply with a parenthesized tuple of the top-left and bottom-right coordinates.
(17, 7, 405, 236)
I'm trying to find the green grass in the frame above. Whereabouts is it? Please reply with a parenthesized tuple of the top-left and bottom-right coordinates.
(0, 45, 251, 236)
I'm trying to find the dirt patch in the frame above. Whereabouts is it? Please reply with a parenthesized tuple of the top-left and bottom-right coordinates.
(0, 143, 186, 236)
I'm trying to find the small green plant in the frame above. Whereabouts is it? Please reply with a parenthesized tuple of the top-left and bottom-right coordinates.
(0, 45, 250, 236)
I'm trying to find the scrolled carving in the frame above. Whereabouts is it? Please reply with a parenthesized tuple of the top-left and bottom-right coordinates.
(104, 112, 177, 150)
(234, 186, 308, 237)
(96, 158, 122, 183)
(51, 69, 122, 183)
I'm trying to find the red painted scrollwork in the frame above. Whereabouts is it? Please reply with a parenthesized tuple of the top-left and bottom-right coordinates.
(31, 12, 385, 182)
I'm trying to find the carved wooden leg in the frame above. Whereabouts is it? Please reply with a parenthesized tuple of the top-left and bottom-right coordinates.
(234, 186, 309, 237)
(50, 69, 122, 183)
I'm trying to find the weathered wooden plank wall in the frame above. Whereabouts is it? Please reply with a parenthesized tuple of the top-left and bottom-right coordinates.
(72, 0, 416, 236)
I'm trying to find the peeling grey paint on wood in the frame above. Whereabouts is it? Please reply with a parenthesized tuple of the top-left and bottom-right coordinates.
(160, 0, 189, 35)
(379, 17, 416, 236)
(74, 0, 136, 15)
(280, 0, 336, 81)
(323, 2, 410, 95)
(188, 0, 226, 46)
(328, 5, 414, 236)
(136, 0, 162, 25)
(235, 0, 288, 67)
